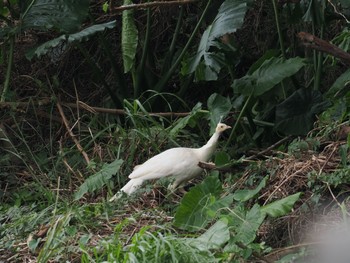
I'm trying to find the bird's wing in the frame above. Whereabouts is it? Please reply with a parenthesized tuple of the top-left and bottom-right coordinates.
(128, 148, 200, 181)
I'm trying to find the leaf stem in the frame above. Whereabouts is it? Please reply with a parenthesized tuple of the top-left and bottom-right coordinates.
(154, 0, 212, 92)
(225, 93, 253, 148)
(135, 6, 152, 97)
(271, 0, 287, 98)
(271, 0, 286, 58)
(1, 37, 14, 102)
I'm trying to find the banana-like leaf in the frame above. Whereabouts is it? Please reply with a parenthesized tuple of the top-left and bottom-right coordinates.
(21, 0, 89, 33)
(26, 21, 117, 60)
(74, 159, 123, 200)
(261, 192, 301, 217)
(207, 93, 232, 134)
(183, 0, 249, 81)
(233, 57, 305, 96)
(121, 0, 138, 73)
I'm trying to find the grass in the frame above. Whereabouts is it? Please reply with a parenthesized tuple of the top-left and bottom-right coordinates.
(1, 101, 350, 262)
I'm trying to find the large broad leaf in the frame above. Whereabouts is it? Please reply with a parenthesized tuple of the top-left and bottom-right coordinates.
(21, 0, 89, 33)
(26, 21, 117, 60)
(187, 218, 230, 251)
(233, 176, 268, 202)
(233, 57, 305, 96)
(232, 204, 265, 245)
(261, 192, 301, 217)
(174, 175, 233, 232)
(183, 0, 249, 81)
(121, 0, 138, 73)
(74, 159, 123, 200)
(207, 93, 232, 134)
(275, 88, 330, 135)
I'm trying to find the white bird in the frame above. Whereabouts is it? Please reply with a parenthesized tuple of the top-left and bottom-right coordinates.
(109, 122, 231, 201)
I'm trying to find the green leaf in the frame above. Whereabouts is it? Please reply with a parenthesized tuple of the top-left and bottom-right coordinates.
(102, 2, 109, 13)
(121, 0, 138, 73)
(207, 93, 232, 134)
(261, 192, 301, 217)
(233, 57, 305, 96)
(28, 237, 41, 252)
(233, 204, 265, 245)
(233, 176, 268, 202)
(275, 88, 330, 135)
(74, 159, 123, 200)
(174, 175, 233, 232)
(169, 103, 202, 137)
(326, 68, 350, 98)
(339, 144, 348, 166)
(26, 21, 117, 60)
(183, 0, 249, 81)
(214, 151, 230, 166)
(188, 218, 230, 251)
(247, 49, 280, 74)
(21, 0, 89, 33)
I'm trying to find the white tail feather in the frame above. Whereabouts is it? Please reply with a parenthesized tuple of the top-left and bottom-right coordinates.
(121, 178, 144, 194)
(109, 178, 144, 201)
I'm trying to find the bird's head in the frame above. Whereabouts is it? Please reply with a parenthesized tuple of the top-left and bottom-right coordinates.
(215, 123, 231, 133)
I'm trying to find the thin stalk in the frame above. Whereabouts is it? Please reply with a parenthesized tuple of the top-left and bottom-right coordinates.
(312, 22, 318, 74)
(314, 25, 324, 90)
(1, 36, 14, 102)
(271, 0, 287, 98)
(271, 0, 286, 58)
(135, 6, 152, 97)
(314, 0, 325, 90)
(225, 93, 253, 148)
(154, 0, 213, 92)
(161, 6, 184, 74)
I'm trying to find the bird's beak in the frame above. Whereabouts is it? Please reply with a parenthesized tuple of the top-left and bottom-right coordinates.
(227, 125, 232, 129)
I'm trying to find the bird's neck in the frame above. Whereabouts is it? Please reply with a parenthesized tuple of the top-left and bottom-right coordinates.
(196, 131, 220, 161)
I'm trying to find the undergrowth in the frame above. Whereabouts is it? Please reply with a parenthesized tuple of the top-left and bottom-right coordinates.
(1, 0, 350, 262)
(1, 103, 350, 262)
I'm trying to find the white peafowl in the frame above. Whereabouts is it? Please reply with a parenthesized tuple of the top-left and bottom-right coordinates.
(109, 122, 231, 201)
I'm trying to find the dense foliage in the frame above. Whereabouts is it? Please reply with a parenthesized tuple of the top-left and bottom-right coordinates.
(1, 0, 350, 262)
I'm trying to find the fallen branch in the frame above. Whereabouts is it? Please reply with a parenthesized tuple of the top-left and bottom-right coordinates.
(56, 101, 90, 165)
(297, 32, 350, 65)
(111, 0, 199, 12)
(0, 99, 191, 117)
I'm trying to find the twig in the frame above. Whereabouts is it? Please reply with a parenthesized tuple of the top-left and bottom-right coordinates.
(327, 0, 350, 24)
(297, 32, 350, 65)
(56, 101, 90, 165)
(246, 135, 293, 160)
(112, 0, 199, 12)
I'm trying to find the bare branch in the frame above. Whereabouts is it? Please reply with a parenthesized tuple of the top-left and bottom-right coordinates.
(298, 32, 350, 65)
(56, 101, 91, 165)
